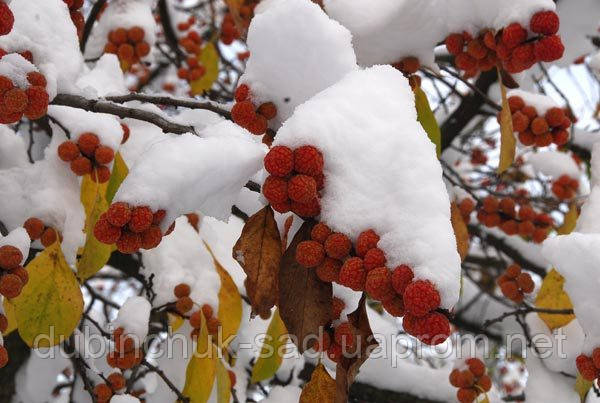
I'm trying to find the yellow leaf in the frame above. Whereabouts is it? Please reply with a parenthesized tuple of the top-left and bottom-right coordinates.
(557, 202, 578, 235)
(183, 311, 217, 403)
(77, 176, 112, 281)
(299, 363, 335, 403)
(168, 312, 185, 333)
(497, 68, 516, 174)
(535, 269, 575, 330)
(190, 43, 219, 95)
(106, 152, 129, 203)
(251, 309, 288, 384)
(414, 86, 441, 158)
(12, 242, 84, 347)
(2, 299, 17, 335)
(216, 359, 232, 403)
(575, 373, 592, 402)
(450, 202, 470, 261)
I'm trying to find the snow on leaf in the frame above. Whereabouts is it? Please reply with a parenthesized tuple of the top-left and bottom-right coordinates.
(299, 363, 336, 403)
(13, 242, 83, 347)
(250, 308, 288, 384)
(279, 221, 332, 354)
(106, 152, 129, 204)
(233, 206, 282, 318)
(535, 269, 575, 331)
(414, 86, 441, 157)
(190, 43, 219, 95)
(183, 311, 217, 403)
(450, 202, 470, 261)
(498, 69, 516, 174)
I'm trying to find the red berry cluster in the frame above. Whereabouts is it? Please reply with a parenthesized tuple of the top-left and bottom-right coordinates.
(576, 349, 600, 381)
(507, 96, 571, 147)
(0, 1, 13, 36)
(106, 327, 143, 371)
(94, 202, 175, 253)
(93, 373, 127, 403)
(262, 145, 323, 217)
(449, 358, 492, 403)
(497, 264, 535, 303)
(551, 174, 579, 200)
(0, 66, 49, 124)
(172, 283, 222, 340)
(63, 0, 84, 39)
(176, 15, 197, 33)
(176, 24, 207, 85)
(446, 11, 564, 77)
(0, 245, 28, 300)
(23, 217, 62, 248)
(297, 226, 450, 345)
(58, 132, 115, 183)
(476, 196, 553, 243)
(104, 27, 151, 72)
(232, 84, 278, 135)
(220, 13, 240, 45)
(457, 198, 475, 224)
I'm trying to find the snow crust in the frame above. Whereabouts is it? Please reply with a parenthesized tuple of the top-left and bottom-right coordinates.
(0, 54, 36, 90)
(0, 126, 28, 169)
(241, 0, 357, 126)
(113, 296, 151, 344)
(274, 66, 461, 309)
(525, 151, 580, 179)
(115, 122, 265, 230)
(524, 351, 579, 402)
(76, 55, 128, 98)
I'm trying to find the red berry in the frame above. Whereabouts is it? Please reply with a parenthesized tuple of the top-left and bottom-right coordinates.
(106, 202, 132, 227)
(26, 72, 47, 87)
(577, 355, 598, 381)
(91, 165, 111, 183)
(231, 100, 256, 127)
(403, 280, 441, 317)
(93, 384, 113, 402)
(363, 248, 386, 272)
(466, 358, 485, 377)
(288, 175, 317, 204)
(70, 156, 92, 176)
(457, 388, 478, 403)
(40, 228, 59, 247)
(128, 206, 153, 233)
(592, 348, 600, 369)
(58, 141, 80, 162)
(0, 273, 23, 298)
(326, 343, 342, 363)
(295, 241, 325, 268)
(355, 229, 379, 257)
(502, 23, 527, 49)
(25, 86, 48, 121)
(508, 96, 525, 112)
(545, 107, 566, 127)
(0, 245, 22, 270)
(331, 297, 345, 319)
(391, 264, 414, 295)
(291, 198, 320, 218)
(382, 297, 405, 317)
(455, 53, 477, 71)
(530, 10, 559, 35)
(77, 133, 100, 157)
(262, 176, 288, 204)
(334, 322, 356, 350)
(257, 102, 277, 120)
(310, 222, 332, 243)
(264, 146, 293, 177)
(338, 257, 366, 291)
(365, 267, 395, 301)
(141, 226, 162, 249)
(121, 124, 130, 144)
(235, 84, 250, 102)
(95, 146, 114, 164)
(323, 233, 351, 260)
(294, 146, 324, 177)
(23, 217, 45, 240)
(116, 232, 141, 254)
(93, 216, 121, 244)
(316, 257, 341, 283)
(445, 34, 465, 55)
(517, 272, 535, 293)
(107, 373, 126, 391)
(404, 312, 450, 345)
(534, 35, 564, 62)
(174, 283, 191, 298)
(246, 114, 268, 135)
(2, 88, 27, 114)
(0, 1, 14, 36)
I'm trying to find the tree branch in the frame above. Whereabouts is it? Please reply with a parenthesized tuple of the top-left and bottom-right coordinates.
(80, 0, 108, 53)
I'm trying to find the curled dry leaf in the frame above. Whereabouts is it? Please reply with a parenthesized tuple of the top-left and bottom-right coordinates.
(278, 221, 332, 353)
(233, 206, 282, 317)
(450, 202, 470, 261)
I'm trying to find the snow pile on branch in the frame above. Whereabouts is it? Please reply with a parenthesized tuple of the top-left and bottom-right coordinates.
(324, 0, 554, 67)
(524, 150, 580, 179)
(142, 216, 221, 309)
(0, 126, 28, 169)
(114, 121, 265, 229)
(0, 0, 84, 97)
(241, 0, 357, 126)
(76, 54, 128, 98)
(113, 296, 151, 344)
(274, 66, 461, 309)
(524, 351, 579, 402)
(0, 54, 37, 88)
(542, 143, 600, 354)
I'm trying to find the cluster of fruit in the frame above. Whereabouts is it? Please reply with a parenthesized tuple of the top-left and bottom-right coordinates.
(106, 327, 143, 370)
(176, 21, 208, 85)
(551, 174, 579, 200)
(63, 0, 84, 39)
(446, 10, 564, 77)
(496, 264, 535, 303)
(232, 84, 278, 135)
(449, 358, 492, 403)
(172, 283, 222, 340)
(0, 245, 28, 299)
(57, 132, 115, 183)
(391, 56, 422, 88)
(220, 13, 240, 45)
(576, 349, 600, 381)
(262, 144, 322, 217)
(92, 372, 127, 403)
(297, 225, 450, 345)
(94, 202, 175, 254)
(0, 64, 49, 124)
(23, 217, 62, 248)
(477, 196, 553, 243)
(104, 26, 151, 71)
(508, 95, 571, 147)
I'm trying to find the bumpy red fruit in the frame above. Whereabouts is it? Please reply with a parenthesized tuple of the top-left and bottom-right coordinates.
(70, 156, 92, 176)
(338, 257, 366, 291)
(234, 84, 249, 102)
(445, 34, 464, 55)
(295, 240, 325, 268)
(331, 297, 345, 319)
(530, 10, 559, 35)
(365, 267, 395, 301)
(91, 165, 111, 183)
(391, 264, 414, 295)
(405, 312, 450, 345)
(310, 222, 331, 243)
(264, 146, 293, 177)
(231, 100, 256, 127)
(355, 229, 379, 257)
(0, 1, 14, 36)
(106, 202, 132, 227)
(466, 358, 485, 377)
(334, 322, 356, 350)
(58, 141, 80, 162)
(262, 176, 288, 204)
(116, 232, 141, 254)
(576, 355, 597, 381)
(141, 226, 162, 249)
(403, 280, 441, 317)
(534, 35, 564, 62)
(323, 233, 351, 260)
(2, 88, 27, 113)
(382, 297, 405, 317)
(502, 23, 527, 48)
(95, 146, 114, 164)
(128, 206, 153, 233)
(257, 102, 277, 120)
(23, 217, 45, 240)
(316, 258, 341, 282)
(0, 245, 22, 270)
(78, 133, 100, 156)
(363, 248, 386, 271)
(24, 86, 49, 120)
(457, 388, 478, 403)
(294, 145, 324, 176)
(288, 175, 317, 203)
(0, 273, 22, 298)
(291, 198, 320, 218)
(174, 283, 191, 298)
(94, 216, 121, 244)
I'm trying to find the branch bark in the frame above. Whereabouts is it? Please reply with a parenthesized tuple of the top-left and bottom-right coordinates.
(105, 93, 231, 119)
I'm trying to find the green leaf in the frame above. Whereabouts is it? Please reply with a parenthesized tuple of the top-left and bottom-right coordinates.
(497, 67, 516, 174)
(183, 311, 217, 402)
(12, 242, 84, 347)
(414, 86, 441, 158)
(106, 152, 128, 203)
(251, 309, 288, 384)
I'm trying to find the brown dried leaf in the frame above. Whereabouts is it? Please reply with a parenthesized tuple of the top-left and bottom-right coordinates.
(335, 295, 378, 403)
(450, 202, 470, 261)
(233, 206, 282, 317)
(279, 221, 332, 353)
(300, 363, 336, 403)
(497, 67, 516, 174)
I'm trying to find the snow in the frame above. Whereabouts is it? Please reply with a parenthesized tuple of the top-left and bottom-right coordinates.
(0, 227, 30, 266)
(0, 53, 36, 89)
(114, 121, 265, 231)
(142, 216, 221, 309)
(508, 89, 563, 116)
(524, 350, 579, 402)
(324, 0, 555, 68)
(110, 395, 140, 403)
(0, 125, 28, 169)
(113, 296, 151, 344)
(331, 283, 361, 322)
(241, 0, 357, 127)
(525, 150, 580, 179)
(0, 0, 84, 97)
(274, 66, 461, 309)
(572, 128, 600, 151)
(556, 0, 600, 66)
(75, 55, 128, 98)
(260, 385, 302, 403)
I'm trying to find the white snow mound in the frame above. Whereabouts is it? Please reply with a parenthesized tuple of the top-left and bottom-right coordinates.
(113, 296, 151, 345)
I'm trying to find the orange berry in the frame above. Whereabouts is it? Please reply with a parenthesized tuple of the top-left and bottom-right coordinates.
(174, 283, 191, 298)
(77, 132, 100, 156)
(256, 102, 277, 120)
(0, 273, 23, 298)
(117, 43, 135, 62)
(2, 88, 27, 114)
(27, 71, 47, 87)
(323, 233, 352, 260)
(176, 296, 194, 314)
(116, 231, 141, 254)
(58, 141, 80, 162)
(109, 28, 128, 45)
(0, 245, 22, 270)
(508, 96, 525, 112)
(296, 240, 325, 268)
(23, 217, 45, 240)
(91, 165, 111, 183)
(135, 42, 150, 58)
(127, 26, 145, 43)
(530, 117, 549, 135)
(40, 228, 59, 247)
